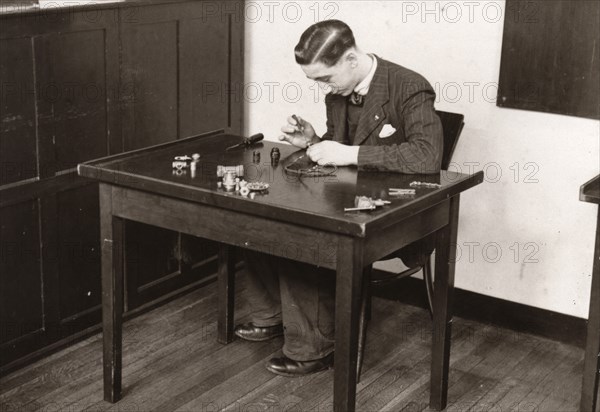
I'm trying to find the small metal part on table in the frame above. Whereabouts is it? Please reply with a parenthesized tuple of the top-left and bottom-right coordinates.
(191, 153, 201, 161)
(409, 181, 442, 189)
(389, 188, 416, 195)
(240, 187, 250, 197)
(345, 196, 390, 212)
(344, 205, 377, 212)
(270, 147, 280, 166)
(217, 165, 244, 178)
(222, 171, 237, 191)
(246, 182, 269, 192)
(172, 161, 188, 170)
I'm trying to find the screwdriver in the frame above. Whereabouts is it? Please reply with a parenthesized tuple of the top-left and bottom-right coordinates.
(225, 133, 264, 151)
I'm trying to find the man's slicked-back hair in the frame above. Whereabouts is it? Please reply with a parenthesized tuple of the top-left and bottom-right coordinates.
(294, 20, 356, 67)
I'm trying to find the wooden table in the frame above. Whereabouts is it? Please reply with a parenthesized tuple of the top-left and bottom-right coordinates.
(580, 175, 600, 412)
(78, 131, 483, 411)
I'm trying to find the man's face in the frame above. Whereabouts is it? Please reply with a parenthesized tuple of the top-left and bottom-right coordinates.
(300, 54, 357, 96)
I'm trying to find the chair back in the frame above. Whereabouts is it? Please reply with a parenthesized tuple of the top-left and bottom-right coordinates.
(435, 110, 465, 170)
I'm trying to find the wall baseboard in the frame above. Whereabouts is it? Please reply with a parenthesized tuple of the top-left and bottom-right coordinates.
(372, 269, 587, 348)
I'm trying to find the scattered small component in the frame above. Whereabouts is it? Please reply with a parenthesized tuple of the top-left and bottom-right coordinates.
(246, 182, 270, 192)
(344, 196, 390, 212)
(172, 160, 188, 170)
(389, 188, 416, 195)
(172, 169, 186, 176)
(253, 150, 261, 164)
(409, 181, 442, 189)
(249, 192, 256, 199)
(344, 205, 376, 212)
(217, 165, 244, 178)
(191, 153, 201, 161)
(240, 187, 250, 197)
(240, 180, 247, 187)
(174, 155, 192, 162)
(217, 181, 223, 189)
(270, 147, 281, 166)
(222, 171, 237, 191)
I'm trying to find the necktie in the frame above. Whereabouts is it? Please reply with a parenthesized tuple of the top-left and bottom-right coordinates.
(349, 92, 364, 106)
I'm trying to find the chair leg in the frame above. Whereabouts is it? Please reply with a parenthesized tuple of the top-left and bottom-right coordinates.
(357, 265, 371, 382)
(424, 256, 434, 319)
(366, 279, 372, 321)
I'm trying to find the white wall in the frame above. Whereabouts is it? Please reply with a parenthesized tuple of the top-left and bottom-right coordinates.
(243, 0, 600, 318)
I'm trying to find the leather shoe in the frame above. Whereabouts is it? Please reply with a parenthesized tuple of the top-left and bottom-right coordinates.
(234, 322, 283, 342)
(265, 353, 334, 377)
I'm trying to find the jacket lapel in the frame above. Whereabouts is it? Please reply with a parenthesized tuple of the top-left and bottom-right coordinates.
(353, 57, 389, 146)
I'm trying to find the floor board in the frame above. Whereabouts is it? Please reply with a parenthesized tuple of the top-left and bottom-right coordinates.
(0, 272, 584, 412)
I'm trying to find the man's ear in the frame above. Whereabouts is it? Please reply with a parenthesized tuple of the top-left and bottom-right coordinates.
(344, 51, 358, 68)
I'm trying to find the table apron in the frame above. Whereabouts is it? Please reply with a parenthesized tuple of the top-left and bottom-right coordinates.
(364, 200, 450, 265)
(111, 186, 340, 269)
(109, 186, 449, 271)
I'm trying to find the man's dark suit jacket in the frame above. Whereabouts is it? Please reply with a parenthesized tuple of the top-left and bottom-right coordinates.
(321, 56, 443, 266)
(322, 56, 443, 174)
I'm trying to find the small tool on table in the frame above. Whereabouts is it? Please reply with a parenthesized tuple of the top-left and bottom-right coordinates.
(389, 188, 416, 196)
(344, 196, 391, 212)
(226, 133, 264, 151)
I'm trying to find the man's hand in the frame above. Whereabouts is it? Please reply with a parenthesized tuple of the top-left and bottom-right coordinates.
(307, 141, 359, 166)
(278, 115, 317, 148)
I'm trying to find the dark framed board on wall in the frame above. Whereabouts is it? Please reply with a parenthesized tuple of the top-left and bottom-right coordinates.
(497, 0, 599, 120)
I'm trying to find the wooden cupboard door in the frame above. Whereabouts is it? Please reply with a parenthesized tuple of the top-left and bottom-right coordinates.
(0, 200, 43, 361)
(56, 184, 102, 328)
(0, 37, 37, 186)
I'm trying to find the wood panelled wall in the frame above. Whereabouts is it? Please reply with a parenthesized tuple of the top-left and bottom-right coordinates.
(0, 0, 244, 372)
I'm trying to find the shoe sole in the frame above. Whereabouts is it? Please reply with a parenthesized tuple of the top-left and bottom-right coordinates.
(234, 331, 283, 342)
(265, 360, 334, 377)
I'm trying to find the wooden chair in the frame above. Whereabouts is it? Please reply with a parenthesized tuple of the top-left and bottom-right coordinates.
(357, 110, 465, 379)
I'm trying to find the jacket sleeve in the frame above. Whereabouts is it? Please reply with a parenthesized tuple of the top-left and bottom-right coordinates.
(321, 94, 335, 141)
(357, 84, 443, 174)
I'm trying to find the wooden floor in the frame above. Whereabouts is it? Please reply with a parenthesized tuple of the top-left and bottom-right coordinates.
(0, 273, 585, 412)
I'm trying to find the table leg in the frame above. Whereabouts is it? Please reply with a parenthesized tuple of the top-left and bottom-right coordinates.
(581, 206, 600, 412)
(218, 244, 235, 344)
(334, 238, 364, 412)
(357, 266, 372, 383)
(430, 195, 460, 410)
(100, 183, 124, 403)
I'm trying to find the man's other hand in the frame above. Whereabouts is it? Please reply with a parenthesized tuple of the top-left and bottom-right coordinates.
(307, 141, 359, 166)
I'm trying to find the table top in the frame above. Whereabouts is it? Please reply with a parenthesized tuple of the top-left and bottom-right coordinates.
(580, 175, 600, 204)
(78, 132, 484, 237)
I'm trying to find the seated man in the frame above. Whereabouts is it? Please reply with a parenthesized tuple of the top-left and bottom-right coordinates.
(234, 19, 443, 377)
